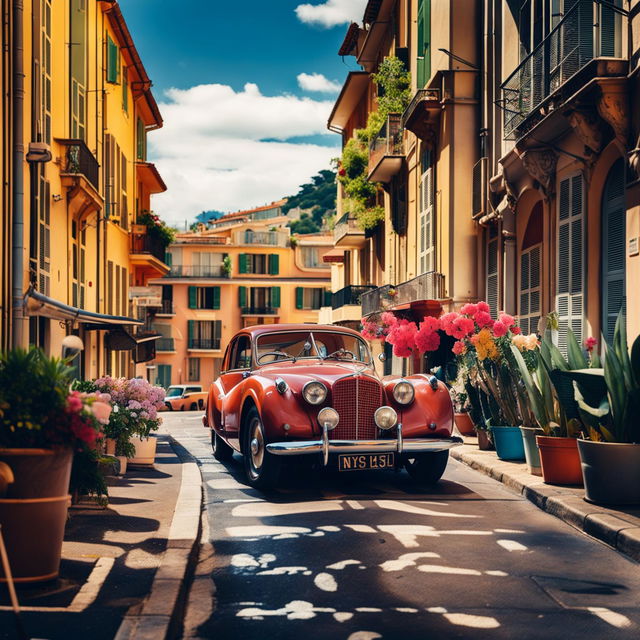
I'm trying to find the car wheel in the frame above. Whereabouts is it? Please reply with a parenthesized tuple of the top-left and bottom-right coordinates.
(212, 430, 234, 462)
(404, 451, 449, 485)
(180, 404, 185, 411)
(243, 407, 281, 489)
(190, 402, 197, 411)
(165, 403, 173, 411)
(198, 399, 204, 410)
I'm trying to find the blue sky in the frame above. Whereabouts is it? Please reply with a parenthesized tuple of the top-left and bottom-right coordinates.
(119, 0, 368, 225)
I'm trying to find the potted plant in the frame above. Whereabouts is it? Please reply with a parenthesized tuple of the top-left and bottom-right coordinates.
(558, 316, 640, 505)
(0, 348, 109, 582)
(451, 388, 475, 436)
(221, 254, 232, 278)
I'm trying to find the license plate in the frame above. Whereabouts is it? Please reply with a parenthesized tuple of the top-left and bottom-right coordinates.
(338, 453, 395, 471)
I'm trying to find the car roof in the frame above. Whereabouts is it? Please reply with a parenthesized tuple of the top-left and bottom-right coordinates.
(241, 323, 362, 339)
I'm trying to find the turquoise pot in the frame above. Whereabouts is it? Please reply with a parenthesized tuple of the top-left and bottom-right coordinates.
(490, 426, 525, 461)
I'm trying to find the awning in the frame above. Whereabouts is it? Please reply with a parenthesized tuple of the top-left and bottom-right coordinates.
(322, 249, 345, 263)
(25, 288, 143, 326)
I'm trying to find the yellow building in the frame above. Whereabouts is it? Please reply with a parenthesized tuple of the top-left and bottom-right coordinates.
(1, 0, 168, 375)
(146, 202, 333, 389)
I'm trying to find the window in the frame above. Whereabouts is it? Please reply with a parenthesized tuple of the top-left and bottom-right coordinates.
(188, 320, 222, 350)
(70, 0, 87, 139)
(192, 252, 223, 277)
(155, 364, 172, 390)
(136, 118, 146, 160)
(229, 335, 252, 369)
(106, 33, 120, 84)
(238, 286, 281, 312)
(122, 66, 128, 114)
(238, 253, 279, 274)
(556, 174, 585, 355)
(188, 286, 221, 310)
(417, 0, 430, 87)
(188, 358, 200, 382)
(71, 219, 86, 308)
(418, 150, 435, 274)
(486, 225, 499, 318)
(295, 287, 324, 310)
(104, 134, 128, 227)
(40, 0, 52, 144)
(300, 247, 323, 268)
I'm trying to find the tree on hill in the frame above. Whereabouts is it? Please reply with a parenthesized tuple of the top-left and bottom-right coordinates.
(284, 169, 337, 234)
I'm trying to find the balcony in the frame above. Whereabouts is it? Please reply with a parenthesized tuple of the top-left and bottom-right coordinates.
(129, 230, 170, 280)
(332, 285, 376, 310)
(188, 338, 221, 351)
(401, 89, 441, 139)
(334, 214, 366, 248)
(155, 300, 175, 316)
(167, 265, 225, 278)
(233, 230, 290, 247)
(173, 235, 228, 245)
(241, 306, 278, 316)
(361, 272, 446, 317)
(57, 138, 100, 191)
(368, 114, 404, 183)
(156, 337, 175, 352)
(501, 0, 626, 140)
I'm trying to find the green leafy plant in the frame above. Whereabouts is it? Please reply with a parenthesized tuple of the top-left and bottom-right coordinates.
(137, 211, 176, 248)
(221, 254, 232, 277)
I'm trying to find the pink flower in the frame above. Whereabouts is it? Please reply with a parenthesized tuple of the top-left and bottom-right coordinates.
(415, 328, 441, 352)
(585, 336, 597, 352)
(451, 317, 473, 340)
(380, 312, 398, 329)
(473, 310, 493, 328)
(498, 312, 515, 328)
(386, 319, 417, 357)
(476, 301, 490, 313)
(90, 401, 112, 425)
(492, 320, 509, 337)
(66, 392, 83, 413)
(452, 340, 466, 355)
(439, 312, 459, 336)
(420, 316, 440, 333)
(459, 303, 478, 316)
(392, 343, 413, 358)
(511, 326, 522, 335)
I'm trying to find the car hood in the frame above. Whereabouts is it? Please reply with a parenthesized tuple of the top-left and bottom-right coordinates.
(255, 359, 378, 390)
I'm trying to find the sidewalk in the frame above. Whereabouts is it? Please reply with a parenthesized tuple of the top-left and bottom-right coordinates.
(450, 435, 640, 564)
(0, 435, 202, 640)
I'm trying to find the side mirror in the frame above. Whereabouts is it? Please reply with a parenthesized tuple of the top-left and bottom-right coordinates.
(378, 353, 386, 363)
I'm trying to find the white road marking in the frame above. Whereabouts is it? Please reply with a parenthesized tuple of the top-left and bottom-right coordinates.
(236, 600, 335, 621)
(346, 499, 365, 510)
(395, 608, 419, 613)
(257, 567, 309, 576)
(231, 500, 343, 518)
(377, 525, 436, 547)
(224, 498, 264, 503)
(273, 533, 300, 539)
(326, 559, 361, 570)
(230, 553, 259, 568)
(348, 633, 382, 640)
(443, 613, 501, 628)
(497, 539, 528, 552)
(485, 570, 508, 576)
(356, 607, 382, 613)
(380, 552, 441, 572)
(494, 528, 525, 534)
(307, 531, 325, 537)
(319, 525, 341, 532)
(418, 564, 482, 576)
(314, 572, 338, 592)
(346, 524, 376, 533)
(334, 612, 354, 622)
(227, 526, 311, 538)
(587, 607, 633, 629)
(427, 607, 448, 613)
(375, 499, 480, 518)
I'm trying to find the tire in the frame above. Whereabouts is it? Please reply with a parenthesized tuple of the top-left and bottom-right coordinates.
(190, 402, 197, 411)
(180, 404, 185, 411)
(198, 399, 204, 410)
(165, 403, 173, 411)
(404, 450, 449, 485)
(212, 430, 234, 462)
(243, 406, 281, 489)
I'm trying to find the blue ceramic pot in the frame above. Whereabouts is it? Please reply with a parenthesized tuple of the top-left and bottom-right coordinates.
(490, 426, 525, 461)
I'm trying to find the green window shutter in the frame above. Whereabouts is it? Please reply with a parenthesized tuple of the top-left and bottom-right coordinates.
(164, 251, 172, 266)
(324, 289, 332, 307)
(107, 34, 119, 84)
(188, 286, 197, 309)
(188, 320, 194, 346)
(417, 0, 431, 88)
(269, 254, 280, 275)
(295, 287, 304, 310)
(122, 67, 128, 113)
(136, 118, 146, 161)
(271, 286, 281, 309)
(238, 286, 247, 308)
(213, 286, 221, 310)
(238, 253, 248, 274)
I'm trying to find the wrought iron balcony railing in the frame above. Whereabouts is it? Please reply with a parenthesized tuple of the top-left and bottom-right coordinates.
(334, 214, 365, 245)
(332, 285, 376, 310)
(368, 114, 403, 180)
(241, 306, 278, 316)
(156, 300, 175, 315)
(188, 338, 221, 350)
(130, 233, 167, 263)
(167, 265, 225, 278)
(501, 0, 623, 138)
(58, 139, 100, 191)
(156, 337, 175, 351)
(361, 272, 446, 316)
(234, 230, 290, 247)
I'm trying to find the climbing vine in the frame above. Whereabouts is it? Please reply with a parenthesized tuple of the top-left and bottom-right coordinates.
(337, 56, 411, 231)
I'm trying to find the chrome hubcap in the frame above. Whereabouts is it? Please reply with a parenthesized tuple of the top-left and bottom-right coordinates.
(250, 438, 260, 455)
(249, 419, 264, 476)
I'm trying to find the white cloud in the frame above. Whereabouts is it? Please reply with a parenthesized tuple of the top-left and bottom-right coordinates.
(148, 83, 340, 226)
(295, 0, 367, 28)
(297, 72, 342, 93)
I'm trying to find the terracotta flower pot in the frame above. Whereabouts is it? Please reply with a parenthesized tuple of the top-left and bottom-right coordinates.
(536, 435, 583, 486)
(128, 436, 157, 466)
(116, 456, 128, 475)
(0, 448, 73, 583)
(455, 413, 476, 436)
(476, 429, 494, 450)
(577, 440, 640, 505)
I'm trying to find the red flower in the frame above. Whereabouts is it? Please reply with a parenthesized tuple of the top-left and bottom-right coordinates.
(420, 316, 440, 333)
(492, 320, 509, 338)
(415, 327, 441, 352)
(338, 168, 346, 176)
(473, 310, 493, 328)
(585, 336, 597, 352)
(452, 340, 466, 355)
(439, 312, 459, 336)
(476, 301, 490, 313)
(498, 312, 515, 328)
(459, 303, 478, 316)
(511, 326, 522, 335)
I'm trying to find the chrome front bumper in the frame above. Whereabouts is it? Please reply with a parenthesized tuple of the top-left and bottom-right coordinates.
(266, 423, 463, 466)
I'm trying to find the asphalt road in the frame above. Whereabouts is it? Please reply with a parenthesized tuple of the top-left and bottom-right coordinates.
(161, 412, 640, 640)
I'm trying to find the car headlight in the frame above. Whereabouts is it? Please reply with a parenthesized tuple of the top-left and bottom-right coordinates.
(393, 380, 414, 405)
(375, 406, 398, 430)
(318, 407, 339, 430)
(302, 381, 327, 405)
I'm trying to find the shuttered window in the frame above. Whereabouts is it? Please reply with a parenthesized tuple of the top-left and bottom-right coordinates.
(188, 358, 200, 382)
(295, 288, 323, 310)
(188, 286, 221, 310)
(136, 118, 146, 160)
(556, 174, 585, 355)
(268, 254, 279, 275)
(416, 0, 431, 88)
(106, 33, 119, 84)
(486, 225, 499, 318)
(418, 152, 435, 274)
(519, 245, 541, 336)
(601, 158, 626, 344)
(155, 364, 172, 390)
(188, 320, 222, 350)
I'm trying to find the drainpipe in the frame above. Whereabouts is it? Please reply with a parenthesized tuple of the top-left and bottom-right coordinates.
(11, 0, 25, 348)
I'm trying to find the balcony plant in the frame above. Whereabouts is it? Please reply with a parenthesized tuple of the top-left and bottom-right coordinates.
(221, 254, 232, 278)
(557, 315, 640, 504)
(0, 348, 109, 582)
(137, 210, 176, 248)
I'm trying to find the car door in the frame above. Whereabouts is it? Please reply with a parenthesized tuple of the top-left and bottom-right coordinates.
(218, 334, 252, 449)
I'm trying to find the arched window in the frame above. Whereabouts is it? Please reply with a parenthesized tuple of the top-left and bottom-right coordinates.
(601, 158, 626, 344)
(519, 202, 543, 335)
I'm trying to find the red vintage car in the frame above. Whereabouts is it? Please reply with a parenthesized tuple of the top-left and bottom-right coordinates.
(204, 324, 461, 488)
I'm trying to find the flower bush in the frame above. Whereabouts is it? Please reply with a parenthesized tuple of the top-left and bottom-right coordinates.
(137, 210, 176, 248)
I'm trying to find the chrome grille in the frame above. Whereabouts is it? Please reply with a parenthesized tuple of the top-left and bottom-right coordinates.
(332, 376, 382, 440)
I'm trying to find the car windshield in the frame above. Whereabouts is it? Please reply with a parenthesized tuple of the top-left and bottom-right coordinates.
(255, 331, 371, 364)
(166, 387, 183, 397)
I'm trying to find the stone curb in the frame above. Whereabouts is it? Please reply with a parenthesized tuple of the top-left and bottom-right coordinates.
(450, 443, 640, 564)
(115, 437, 203, 640)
